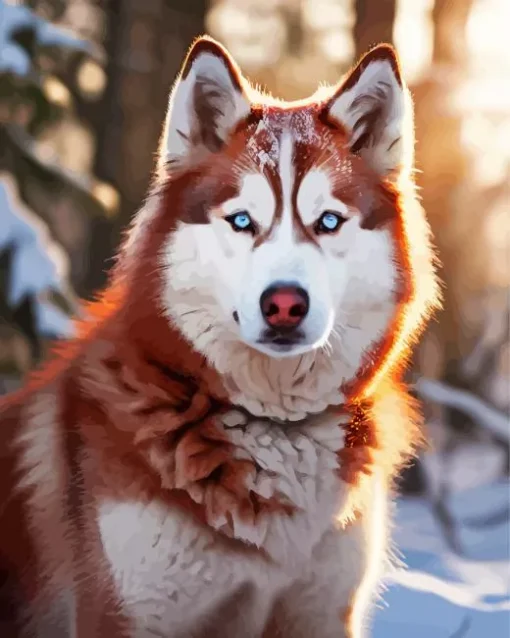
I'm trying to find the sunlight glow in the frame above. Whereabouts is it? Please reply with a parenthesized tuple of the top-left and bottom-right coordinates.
(302, 0, 352, 32)
(319, 30, 354, 66)
(43, 76, 72, 108)
(306, 0, 354, 67)
(461, 115, 510, 188)
(466, 0, 510, 74)
(77, 60, 107, 100)
(484, 197, 510, 287)
(393, 0, 434, 83)
(206, 1, 286, 71)
(93, 181, 120, 215)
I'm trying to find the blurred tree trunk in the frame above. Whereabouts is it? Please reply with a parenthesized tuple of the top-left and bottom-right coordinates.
(402, 0, 476, 493)
(413, 0, 474, 385)
(410, 0, 498, 471)
(354, 0, 395, 58)
(89, 0, 207, 294)
(432, 0, 474, 67)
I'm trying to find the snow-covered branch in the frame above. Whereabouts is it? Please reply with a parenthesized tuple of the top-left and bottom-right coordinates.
(0, 172, 75, 338)
(414, 377, 509, 442)
(0, 0, 95, 76)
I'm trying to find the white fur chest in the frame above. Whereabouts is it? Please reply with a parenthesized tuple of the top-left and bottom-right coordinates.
(98, 409, 349, 637)
(212, 408, 349, 563)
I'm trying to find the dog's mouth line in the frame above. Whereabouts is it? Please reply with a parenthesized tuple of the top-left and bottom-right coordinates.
(256, 337, 305, 348)
(258, 337, 300, 344)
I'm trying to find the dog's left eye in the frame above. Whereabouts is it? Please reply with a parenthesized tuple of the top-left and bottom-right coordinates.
(314, 211, 346, 234)
(225, 211, 256, 234)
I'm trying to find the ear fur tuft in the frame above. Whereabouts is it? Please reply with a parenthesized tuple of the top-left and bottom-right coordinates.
(325, 44, 412, 178)
(159, 36, 251, 170)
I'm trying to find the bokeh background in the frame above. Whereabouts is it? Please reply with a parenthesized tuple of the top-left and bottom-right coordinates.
(0, 0, 509, 635)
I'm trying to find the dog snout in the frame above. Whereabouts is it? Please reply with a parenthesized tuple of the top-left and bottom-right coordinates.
(259, 283, 309, 330)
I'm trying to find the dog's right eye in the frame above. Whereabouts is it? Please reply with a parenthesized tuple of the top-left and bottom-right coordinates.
(314, 211, 346, 235)
(224, 211, 256, 234)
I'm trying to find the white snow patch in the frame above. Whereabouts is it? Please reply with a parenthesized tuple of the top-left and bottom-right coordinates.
(372, 479, 510, 637)
(0, 0, 92, 75)
(0, 172, 73, 337)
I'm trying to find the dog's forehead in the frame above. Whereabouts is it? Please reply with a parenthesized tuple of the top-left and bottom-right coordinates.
(242, 105, 348, 174)
(254, 107, 322, 140)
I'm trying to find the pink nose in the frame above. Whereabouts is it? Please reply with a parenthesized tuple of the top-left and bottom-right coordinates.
(260, 285, 309, 329)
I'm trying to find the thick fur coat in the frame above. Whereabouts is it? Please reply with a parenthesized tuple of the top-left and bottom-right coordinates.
(0, 37, 439, 637)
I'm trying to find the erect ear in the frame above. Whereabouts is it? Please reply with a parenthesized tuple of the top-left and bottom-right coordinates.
(159, 36, 251, 169)
(323, 44, 411, 178)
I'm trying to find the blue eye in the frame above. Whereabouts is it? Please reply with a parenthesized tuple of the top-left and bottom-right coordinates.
(225, 211, 255, 234)
(315, 211, 345, 234)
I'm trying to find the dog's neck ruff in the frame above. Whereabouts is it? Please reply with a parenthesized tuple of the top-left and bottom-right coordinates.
(201, 343, 357, 423)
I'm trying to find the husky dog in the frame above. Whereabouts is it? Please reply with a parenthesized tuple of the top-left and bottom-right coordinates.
(0, 36, 439, 637)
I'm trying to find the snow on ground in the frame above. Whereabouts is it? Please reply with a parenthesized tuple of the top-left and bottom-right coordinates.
(372, 479, 510, 637)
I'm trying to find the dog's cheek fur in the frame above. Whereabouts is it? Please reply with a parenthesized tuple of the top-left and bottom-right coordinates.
(162, 223, 251, 321)
(343, 227, 397, 308)
(319, 224, 398, 376)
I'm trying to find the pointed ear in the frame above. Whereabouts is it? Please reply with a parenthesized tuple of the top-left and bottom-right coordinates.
(159, 36, 251, 168)
(323, 45, 412, 178)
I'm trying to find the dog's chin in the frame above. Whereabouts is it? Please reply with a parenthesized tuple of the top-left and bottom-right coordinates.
(239, 331, 321, 359)
(251, 340, 315, 359)
(237, 318, 334, 359)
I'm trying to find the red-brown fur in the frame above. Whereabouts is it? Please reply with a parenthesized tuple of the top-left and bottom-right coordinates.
(0, 38, 438, 636)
